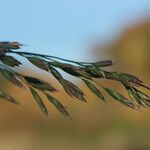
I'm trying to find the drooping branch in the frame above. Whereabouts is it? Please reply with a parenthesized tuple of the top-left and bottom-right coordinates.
(0, 42, 149, 117)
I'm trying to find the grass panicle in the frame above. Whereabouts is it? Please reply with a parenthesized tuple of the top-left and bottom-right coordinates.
(0, 41, 149, 117)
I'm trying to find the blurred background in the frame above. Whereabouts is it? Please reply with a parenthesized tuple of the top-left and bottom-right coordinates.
(0, 0, 150, 150)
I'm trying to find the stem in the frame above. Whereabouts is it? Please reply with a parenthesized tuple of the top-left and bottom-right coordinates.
(8, 51, 86, 66)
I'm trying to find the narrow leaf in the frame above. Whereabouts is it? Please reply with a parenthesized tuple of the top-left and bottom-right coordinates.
(83, 79, 104, 101)
(138, 83, 150, 90)
(0, 90, 19, 105)
(45, 93, 69, 117)
(0, 41, 22, 50)
(92, 60, 115, 67)
(24, 76, 56, 92)
(132, 87, 150, 107)
(49, 66, 86, 102)
(124, 85, 146, 107)
(85, 66, 105, 78)
(49, 62, 91, 78)
(61, 79, 86, 102)
(111, 72, 143, 85)
(0, 68, 23, 88)
(1, 55, 21, 67)
(49, 66, 63, 80)
(103, 87, 135, 109)
(27, 56, 49, 71)
(30, 87, 48, 116)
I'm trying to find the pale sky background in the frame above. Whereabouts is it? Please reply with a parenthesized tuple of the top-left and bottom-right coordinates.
(0, 0, 150, 61)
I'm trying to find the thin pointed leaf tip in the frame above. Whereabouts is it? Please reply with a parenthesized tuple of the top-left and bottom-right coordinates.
(0, 41, 149, 117)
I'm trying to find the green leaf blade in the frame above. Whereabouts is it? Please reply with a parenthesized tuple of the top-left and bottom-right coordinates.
(24, 76, 57, 92)
(83, 79, 104, 101)
(45, 93, 69, 117)
(0, 68, 23, 88)
(92, 60, 115, 67)
(103, 87, 135, 109)
(49, 66, 86, 102)
(0, 90, 20, 105)
(30, 87, 48, 116)
(1, 55, 21, 67)
(27, 56, 49, 71)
